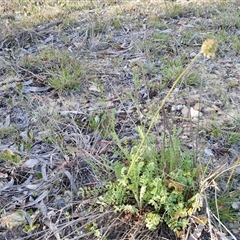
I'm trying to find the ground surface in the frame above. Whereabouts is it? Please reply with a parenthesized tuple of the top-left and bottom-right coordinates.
(0, 1, 240, 239)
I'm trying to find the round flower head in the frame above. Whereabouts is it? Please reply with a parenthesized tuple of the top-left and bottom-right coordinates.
(200, 39, 217, 58)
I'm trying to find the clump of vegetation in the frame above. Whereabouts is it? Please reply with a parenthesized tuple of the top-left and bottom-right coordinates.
(96, 39, 219, 234)
(40, 49, 84, 91)
(1, 1, 239, 239)
(102, 128, 201, 233)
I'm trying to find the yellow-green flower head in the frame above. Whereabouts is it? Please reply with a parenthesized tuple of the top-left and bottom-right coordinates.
(200, 39, 217, 58)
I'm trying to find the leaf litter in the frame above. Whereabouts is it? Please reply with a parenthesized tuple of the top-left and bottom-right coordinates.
(0, 0, 240, 239)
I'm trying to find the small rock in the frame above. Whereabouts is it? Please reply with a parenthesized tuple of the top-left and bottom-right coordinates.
(204, 148, 214, 157)
(231, 229, 239, 235)
(157, 29, 173, 34)
(232, 202, 240, 209)
(89, 84, 101, 92)
(181, 106, 189, 117)
(176, 99, 186, 105)
(235, 166, 240, 174)
(81, 99, 89, 104)
(176, 105, 184, 111)
(189, 94, 200, 102)
(203, 107, 216, 115)
(190, 52, 197, 58)
(190, 107, 202, 118)
(173, 87, 180, 93)
(213, 100, 223, 107)
(193, 102, 201, 111)
(194, 19, 202, 25)
(23, 159, 40, 168)
(106, 101, 114, 108)
(184, 24, 194, 28)
(139, 86, 148, 100)
(166, 98, 174, 103)
(172, 105, 184, 111)
(171, 105, 176, 111)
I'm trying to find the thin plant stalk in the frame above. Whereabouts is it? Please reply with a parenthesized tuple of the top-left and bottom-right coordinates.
(126, 38, 218, 179)
(125, 52, 202, 179)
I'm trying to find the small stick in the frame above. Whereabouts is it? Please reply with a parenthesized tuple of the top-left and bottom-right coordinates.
(36, 20, 63, 32)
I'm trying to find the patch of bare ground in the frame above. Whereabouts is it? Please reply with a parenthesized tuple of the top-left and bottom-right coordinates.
(0, 0, 240, 239)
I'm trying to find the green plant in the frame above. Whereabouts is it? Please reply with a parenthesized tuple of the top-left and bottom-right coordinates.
(22, 49, 84, 91)
(0, 149, 21, 164)
(205, 155, 240, 225)
(85, 109, 115, 139)
(89, 19, 108, 35)
(212, 10, 240, 30)
(153, 32, 171, 43)
(98, 39, 218, 233)
(165, 4, 185, 18)
(231, 35, 240, 53)
(18, 129, 36, 153)
(184, 71, 200, 86)
(47, 52, 83, 91)
(102, 128, 201, 233)
(147, 15, 167, 28)
(49, 66, 82, 91)
(0, 126, 18, 140)
(210, 188, 240, 223)
(206, 29, 240, 55)
(112, 18, 122, 29)
(225, 130, 240, 145)
(22, 209, 40, 233)
(86, 222, 108, 239)
(151, 33, 171, 55)
(158, 57, 201, 88)
(161, 58, 199, 87)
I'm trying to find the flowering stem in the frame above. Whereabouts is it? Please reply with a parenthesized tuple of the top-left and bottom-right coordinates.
(126, 52, 202, 179)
